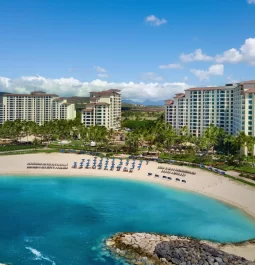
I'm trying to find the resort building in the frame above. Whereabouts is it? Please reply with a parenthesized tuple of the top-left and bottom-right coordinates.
(0, 103, 4, 125)
(0, 91, 76, 125)
(165, 81, 255, 137)
(81, 89, 121, 129)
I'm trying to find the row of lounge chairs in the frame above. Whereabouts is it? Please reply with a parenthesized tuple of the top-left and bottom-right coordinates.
(27, 166, 68, 169)
(200, 164, 226, 175)
(27, 162, 68, 170)
(148, 173, 186, 183)
(161, 170, 186, 177)
(158, 166, 196, 175)
(27, 163, 68, 166)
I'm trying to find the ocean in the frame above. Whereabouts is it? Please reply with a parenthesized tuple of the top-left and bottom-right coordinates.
(0, 176, 255, 265)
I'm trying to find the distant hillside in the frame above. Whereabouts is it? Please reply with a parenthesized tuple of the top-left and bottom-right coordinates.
(122, 99, 164, 106)
(65, 96, 90, 104)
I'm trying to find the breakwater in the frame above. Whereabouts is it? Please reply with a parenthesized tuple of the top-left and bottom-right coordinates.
(106, 233, 255, 265)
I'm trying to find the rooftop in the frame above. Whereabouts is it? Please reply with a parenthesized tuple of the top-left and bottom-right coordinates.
(90, 89, 121, 96)
(174, 93, 185, 98)
(240, 80, 255, 85)
(244, 88, 255, 93)
(4, 91, 58, 97)
(185, 86, 230, 91)
(165, 99, 174, 105)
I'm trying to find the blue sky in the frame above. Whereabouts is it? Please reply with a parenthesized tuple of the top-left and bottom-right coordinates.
(0, 0, 255, 101)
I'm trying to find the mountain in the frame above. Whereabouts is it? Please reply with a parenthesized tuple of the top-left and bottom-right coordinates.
(122, 99, 164, 106)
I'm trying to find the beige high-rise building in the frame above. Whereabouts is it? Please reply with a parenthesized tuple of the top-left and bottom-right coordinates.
(0, 91, 76, 125)
(81, 89, 121, 129)
(165, 81, 255, 137)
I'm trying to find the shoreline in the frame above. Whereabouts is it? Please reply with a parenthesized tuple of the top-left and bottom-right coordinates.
(0, 153, 255, 220)
(2, 171, 255, 221)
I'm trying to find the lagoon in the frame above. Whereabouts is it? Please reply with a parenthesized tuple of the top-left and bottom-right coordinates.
(0, 176, 255, 265)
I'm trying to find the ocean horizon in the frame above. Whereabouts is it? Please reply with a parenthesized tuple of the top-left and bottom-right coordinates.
(0, 176, 255, 265)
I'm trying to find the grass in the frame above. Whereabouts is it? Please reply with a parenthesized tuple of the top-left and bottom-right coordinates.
(223, 174, 255, 187)
(0, 148, 58, 156)
(0, 145, 43, 152)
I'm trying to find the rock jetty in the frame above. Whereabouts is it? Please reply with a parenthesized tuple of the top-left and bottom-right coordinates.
(105, 233, 255, 265)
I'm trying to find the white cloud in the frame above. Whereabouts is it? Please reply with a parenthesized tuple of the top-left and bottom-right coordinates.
(94, 66, 108, 78)
(190, 64, 224, 80)
(215, 48, 243, 63)
(226, 75, 239, 84)
(182, 38, 255, 65)
(0, 75, 192, 101)
(215, 38, 255, 64)
(184, 76, 189, 82)
(180, 49, 213, 62)
(97, 73, 108, 78)
(145, 15, 167, 26)
(94, 66, 107, 73)
(159, 64, 183, 69)
(143, 72, 163, 81)
(247, 0, 255, 4)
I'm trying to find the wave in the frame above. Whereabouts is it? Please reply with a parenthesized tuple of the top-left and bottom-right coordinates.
(24, 236, 43, 243)
(25, 247, 56, 265)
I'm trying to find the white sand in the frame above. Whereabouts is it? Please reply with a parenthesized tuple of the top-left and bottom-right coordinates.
(0, 153, 255, 260)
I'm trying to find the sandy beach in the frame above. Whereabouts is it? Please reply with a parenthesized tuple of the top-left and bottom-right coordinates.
(0, 153, 255, 260)
(1, 153, 255, 217)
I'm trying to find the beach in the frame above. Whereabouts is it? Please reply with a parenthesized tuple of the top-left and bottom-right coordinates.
(1, 153, 255, 217)
(0, 153, 255, 260)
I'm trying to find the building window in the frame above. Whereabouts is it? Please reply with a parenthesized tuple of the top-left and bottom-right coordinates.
(249, 94, 253, 99)
(249, 111, 253, 115)
(249, 100, 252, 104)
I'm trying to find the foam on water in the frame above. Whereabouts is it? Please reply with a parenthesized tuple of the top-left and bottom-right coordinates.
(25, 247, 56, 265)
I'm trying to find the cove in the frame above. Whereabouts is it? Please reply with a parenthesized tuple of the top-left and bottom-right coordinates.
(0, 176, 255, 265)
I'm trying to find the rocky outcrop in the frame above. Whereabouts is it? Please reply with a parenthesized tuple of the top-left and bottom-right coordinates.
(105, 233, 255, 265)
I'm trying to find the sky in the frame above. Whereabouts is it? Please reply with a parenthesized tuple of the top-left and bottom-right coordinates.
(0, 0, 255, 102)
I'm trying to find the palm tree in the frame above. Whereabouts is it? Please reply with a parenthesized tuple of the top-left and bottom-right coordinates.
(246, 135, 255, 166)
(223, 133, 231, 156)
(234, 131, 247, 164)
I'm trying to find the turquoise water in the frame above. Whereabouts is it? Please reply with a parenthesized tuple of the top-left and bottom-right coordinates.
(0, 176, 255, 265)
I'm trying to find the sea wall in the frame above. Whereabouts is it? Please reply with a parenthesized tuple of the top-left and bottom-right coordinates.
(105, 233, 255, 265)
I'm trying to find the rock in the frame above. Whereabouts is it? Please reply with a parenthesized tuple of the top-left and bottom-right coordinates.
(105, 232, 253, 265)
(172, 258, 181, 265)
(215, 257, 223, 263)
(106, 240, 115, 246)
